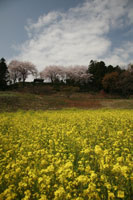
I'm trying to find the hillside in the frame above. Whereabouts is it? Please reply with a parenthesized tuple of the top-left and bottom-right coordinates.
(0, 90, 133, 112)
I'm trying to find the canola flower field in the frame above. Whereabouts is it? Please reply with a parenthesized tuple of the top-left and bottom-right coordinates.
(0, 109, 132, 200)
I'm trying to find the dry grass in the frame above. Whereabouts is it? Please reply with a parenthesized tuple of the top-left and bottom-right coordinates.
(0, 91, 132, 112)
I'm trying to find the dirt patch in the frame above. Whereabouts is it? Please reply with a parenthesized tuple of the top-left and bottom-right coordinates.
(64, 99, 102, 108)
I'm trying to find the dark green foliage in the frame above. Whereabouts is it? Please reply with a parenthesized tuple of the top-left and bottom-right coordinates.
(117, 71, 133, 97)
(106, 65, 114, 73)
(102, 68, 133, 97)
(102, 71, 119, 93)
(0, 58, 9, 90)
(88, 60, 107, 90)
(87, 60, 127, 94)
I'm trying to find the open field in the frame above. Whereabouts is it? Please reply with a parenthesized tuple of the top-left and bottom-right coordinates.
(0, 109, 133, 199)
(0, 91, 133, 112)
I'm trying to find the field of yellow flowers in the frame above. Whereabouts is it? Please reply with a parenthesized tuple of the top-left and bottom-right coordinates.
(0, 109, 132, 200)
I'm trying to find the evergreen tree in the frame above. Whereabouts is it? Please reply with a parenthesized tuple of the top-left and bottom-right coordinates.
(88, 60, 107, 91)
(0, 58, 9, 90)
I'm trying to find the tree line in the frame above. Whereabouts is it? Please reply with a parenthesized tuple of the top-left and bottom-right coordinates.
(0, 57, 133, 96)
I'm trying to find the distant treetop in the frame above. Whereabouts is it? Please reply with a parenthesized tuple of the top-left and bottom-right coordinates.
(0, 58, 6, 63)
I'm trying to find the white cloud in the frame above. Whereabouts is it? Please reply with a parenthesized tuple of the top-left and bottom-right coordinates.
(127, 0, 133, 24)
(103, 42, 133, 66)
(13, 0, 132, 71)
(128, 8, 133, 24)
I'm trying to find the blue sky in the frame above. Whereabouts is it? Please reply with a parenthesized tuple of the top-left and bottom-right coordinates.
(0, 0, 133, 71)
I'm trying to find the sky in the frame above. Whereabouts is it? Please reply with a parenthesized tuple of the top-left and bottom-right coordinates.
(0, 0, 133, 72)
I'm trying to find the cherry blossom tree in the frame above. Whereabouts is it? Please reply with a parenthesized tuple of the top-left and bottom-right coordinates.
(65, 65, 92, 85)
(127, 63, 133, 73)
(8, 60, 38, 83)
(40, 65, 92, 85)
(40, 65, 66, 83)
(8, 60, 21, 83)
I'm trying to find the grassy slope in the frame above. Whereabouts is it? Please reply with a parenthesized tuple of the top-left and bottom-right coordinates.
(0, 91, 133, 112)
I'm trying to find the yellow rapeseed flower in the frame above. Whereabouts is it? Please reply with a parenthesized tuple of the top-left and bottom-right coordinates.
(117, 190, 124, 198)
